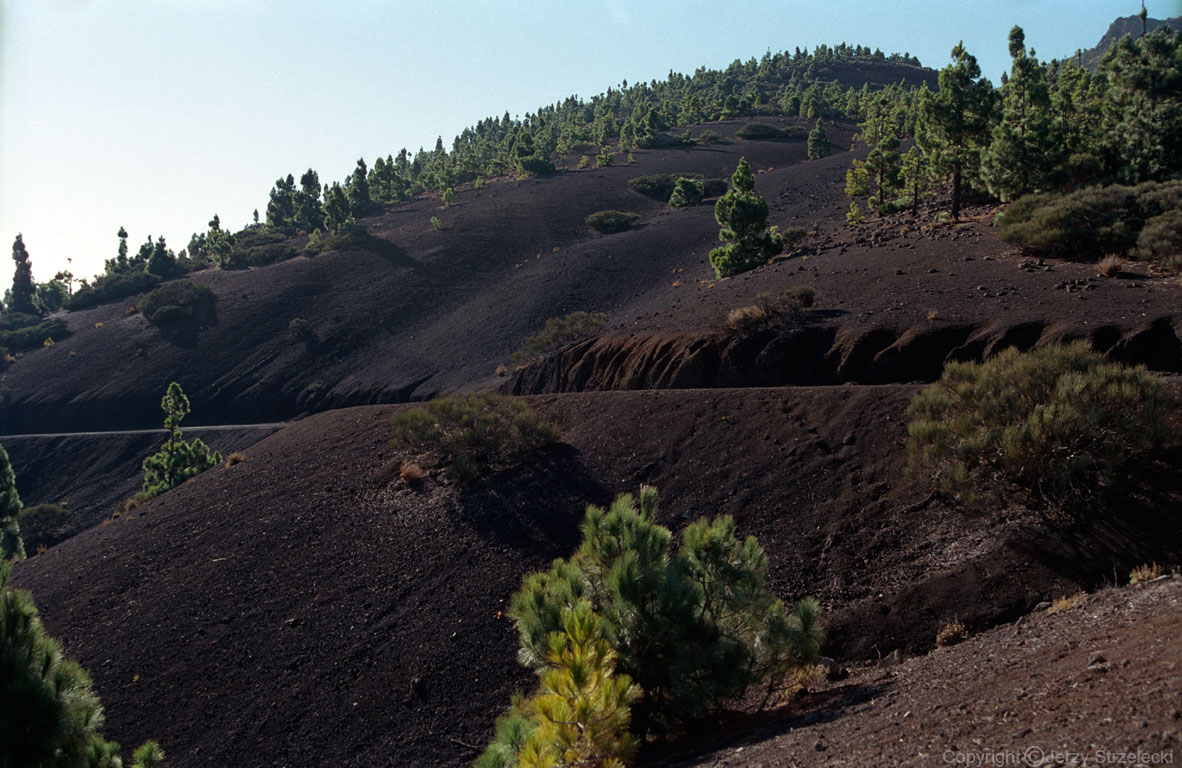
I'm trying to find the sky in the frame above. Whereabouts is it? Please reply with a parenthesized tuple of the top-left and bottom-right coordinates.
(1, 0, 1177, 288)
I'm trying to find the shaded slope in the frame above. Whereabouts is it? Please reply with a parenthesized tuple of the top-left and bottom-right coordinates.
(3, 426, 282, 534)
(663, 575, 1182, 767)
(11, 387, 1181, 767)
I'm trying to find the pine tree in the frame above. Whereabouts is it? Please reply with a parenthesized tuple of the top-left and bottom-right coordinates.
(266, 174, 297, 231)
(1, 562, 164, 765)
(0, 440, 22, 560)
(1099, 27, 1182, 183)
(145, 236, 178, 277)
(807, 117, 831, 159)
(899, 145, 933, 215)
(0, 444, 24, 526)
(322, 182, 352, 234)
(294, 169, 324, 233)
(347, 157, 373, 218)
(709, 158, 784, 278)
(140, 382, 222, 499)
(980, 27, 1065, 201)
(1, 561, 119, 763)
(9, 235, 36, 315)
(478, 601, 641, 768)
(510, 487, 824, 733)
(105, 226, 130, 275)
(919, 42, 995, 219)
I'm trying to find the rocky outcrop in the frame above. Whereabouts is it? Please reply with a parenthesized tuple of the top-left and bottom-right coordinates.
(509, 316, 1182, 394)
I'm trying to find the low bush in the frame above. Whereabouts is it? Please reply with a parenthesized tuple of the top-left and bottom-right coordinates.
(702, 177, 729, 197)
(635, 131, 688, 149)
(16, 502, 70, 552)
(516, 154, 556, 176)
(628, 173, 726, 203)
(997, 180, 1182, 261)
(65, 270, 161, 311)
(511, 311, 607, 367)
(0, 313, 41, 332)
(388, 394, 558, 483)
(736, 122, 808, 141)
(628, 173, 678, 200)
(727, 286, 815, 332)
(0, 318, 68, 352)
(1135, 209, 1182, 267)
(322, 221, 372, 250)
(509, 487, 824, 732)
(697, 129, 721, 144)
(907, 342, 1177, 504)
(585, 210, 640, 234)
(139, 280, 216, 329)
(668, 177, 705, 208)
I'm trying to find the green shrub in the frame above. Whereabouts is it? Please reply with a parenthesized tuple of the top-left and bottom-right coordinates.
(516, 155, 556, 176)
(629, 173, 726, 203)
(702, 177, 729, 197)
(697, 129, 721, 144)
(388, 394, 558, 483)
(907, 342, 1177, 504)
(139, 280, 216, 329)
(511, 311, 608, 367)
(16, 502, 70, 552)
(736, 122, 809, 141)
(997, 180, 1182, 260)
(0, 318, 68, 352)
(321, 221, 372, 250)
(1135, 209, 1182, 267)
(65, 270, 162, 311)
(0, 313, 42, 333)
(288, 317, 317, 349)
(510, 487, 824, 732)
(595, 147, 615, 167)
(585, 210, 640, 234)
(668, 177, 705, 208)
(635, 132, 688, 149)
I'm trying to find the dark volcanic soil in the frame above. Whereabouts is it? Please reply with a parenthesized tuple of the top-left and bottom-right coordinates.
(662, 575, 1182, 768)
(11, 389, 1182, 768)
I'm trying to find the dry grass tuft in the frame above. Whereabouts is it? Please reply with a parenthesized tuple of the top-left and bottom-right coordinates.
(1129, 562, 1164, 585)
(495, 364, 508, 377)
(1098, 254, 1124, 277)
(399, 461, 427, 486)
(1046, 591, 1086, 614)
(935, 620, 968, 647)
(224, 452, 245, 468)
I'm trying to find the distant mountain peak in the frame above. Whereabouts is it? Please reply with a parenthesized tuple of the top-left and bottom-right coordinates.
(1074, 14, 1182, 70)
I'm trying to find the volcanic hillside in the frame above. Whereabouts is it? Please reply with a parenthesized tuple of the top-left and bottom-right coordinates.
(4, 47, 1182, 768)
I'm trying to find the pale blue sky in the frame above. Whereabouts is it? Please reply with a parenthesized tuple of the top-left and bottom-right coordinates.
(2, 0, 1176, 287)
